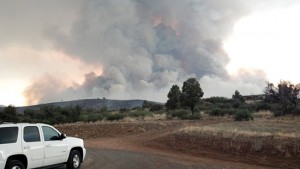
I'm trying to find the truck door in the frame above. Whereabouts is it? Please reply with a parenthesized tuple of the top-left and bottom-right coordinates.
(42, 125, 68, 166)
(22, 125, 45, 168)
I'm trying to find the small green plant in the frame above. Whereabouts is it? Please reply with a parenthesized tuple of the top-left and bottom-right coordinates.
(234, 110, 254, 121)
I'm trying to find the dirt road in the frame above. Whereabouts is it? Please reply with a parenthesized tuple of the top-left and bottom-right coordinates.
(81, 145, 277, 169)
(56, 121, 277, 169)
(82, 148, 224, 169)
(79, 136, 273, 169)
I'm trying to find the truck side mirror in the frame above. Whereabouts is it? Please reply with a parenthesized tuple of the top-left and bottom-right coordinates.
(61, 133, 67, 140)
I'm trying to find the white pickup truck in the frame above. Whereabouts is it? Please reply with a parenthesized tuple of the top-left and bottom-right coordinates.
(0, 123, 86, 169)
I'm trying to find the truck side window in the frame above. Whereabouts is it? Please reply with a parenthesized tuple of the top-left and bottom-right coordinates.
(42, 126, 61, 141)
(0, 127, 18, 144)
(24, 126, 41, 142)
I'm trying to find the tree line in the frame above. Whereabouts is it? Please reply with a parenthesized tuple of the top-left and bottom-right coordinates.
(165, 78, 300, 119)
(0, 105, 83, 124)
(0, 78, 299, 124)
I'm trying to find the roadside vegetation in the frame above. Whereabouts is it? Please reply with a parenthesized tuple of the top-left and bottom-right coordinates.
(0, 78, 299, 124)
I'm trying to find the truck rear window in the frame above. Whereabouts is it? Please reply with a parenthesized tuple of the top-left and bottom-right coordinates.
(0, 127, 18, 144)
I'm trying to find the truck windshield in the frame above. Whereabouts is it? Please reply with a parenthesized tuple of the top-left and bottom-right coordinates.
(0, 127, 18, 144)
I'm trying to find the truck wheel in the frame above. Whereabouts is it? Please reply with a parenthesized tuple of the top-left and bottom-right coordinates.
(67, 150, 81, 169)
(5, 160, 25, 169)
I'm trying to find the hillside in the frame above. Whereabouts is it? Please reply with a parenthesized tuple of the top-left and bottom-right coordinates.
(15, 99, 159, 113)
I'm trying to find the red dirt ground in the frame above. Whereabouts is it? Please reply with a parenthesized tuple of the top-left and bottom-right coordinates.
(56, 119, 298, 169)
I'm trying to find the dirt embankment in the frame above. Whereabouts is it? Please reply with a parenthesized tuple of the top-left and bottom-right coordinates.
(152, 131, 300, 169)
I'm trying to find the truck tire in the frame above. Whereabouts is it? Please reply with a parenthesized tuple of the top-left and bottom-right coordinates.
(5, 160, 25, 169)
(67, 150, 81, 169)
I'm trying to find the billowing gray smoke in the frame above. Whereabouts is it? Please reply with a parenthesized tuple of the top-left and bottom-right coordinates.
(24, 0, 261, 104)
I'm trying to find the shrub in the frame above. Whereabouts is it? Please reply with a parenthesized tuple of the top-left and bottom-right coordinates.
(185, 114, 202, 120)
(99, 106, 108, 113)
(231, 101, 241, 108)
(291, 107, 300, 116)
(168, 109, 201, 120)
(273, 111, 285, 117)
(127, 110, 148, 118)
(209, 108, 224, 116)
(269, 103, 282, 112)
(168, 109, 190, 119)
(234, 110, 254, 121)
(88, 114, 103, 122)
(205, 97, 230, 104)
(119, 108, 129, 113)
(255, 102, 272, 111)
(106, 113, 125, 121)
(149, 105, 164, 112)
(222, 108, 237, 116)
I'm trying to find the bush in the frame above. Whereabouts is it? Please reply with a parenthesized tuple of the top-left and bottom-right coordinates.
(234, 110, 254, 121)
(106, 113, 125, 121)
(168, 109, 190, 119)
(269, 103, 282, 112)
(185, 114, 202, 120)
(119, 108, 129, 113)
(255, 102, 272, 111)
(127, 110, 148, 118)
(99, 106, 108, 113)
(205, 97, 230, 104)
(87, 114, 103, 122)
(273, 111, 285, 117)
(149, 105, 164, 112)
(209, 108, 225, 116)
(232, 101, 241, 108)
(168, 109, 201, 120)
(222, 108, 237, 116)
(291, 107, 300, 116)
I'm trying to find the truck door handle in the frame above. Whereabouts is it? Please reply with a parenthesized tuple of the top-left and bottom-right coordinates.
(24, 146, 30, 149)
(45, 144, 51, 147)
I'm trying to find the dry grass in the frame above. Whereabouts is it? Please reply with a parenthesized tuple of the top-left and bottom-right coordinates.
(179, 120, 300, 139)
(144, 113, 167, 121)
(121, 113, 167, 122)
(253, 110, 273, 118)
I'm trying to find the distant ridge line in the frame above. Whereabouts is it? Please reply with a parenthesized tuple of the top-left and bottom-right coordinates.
(15, 98, 163, 113)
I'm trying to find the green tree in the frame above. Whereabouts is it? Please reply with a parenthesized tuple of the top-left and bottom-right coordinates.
(232, 90, 245, 103)
(72, 104, 83, 122)
(264, 82, 277, 103)
(264, 80, 300, 115)
(4, 105, 17, 116)
(181, 78, 204, 114)
(231, 90, 245, 108)
(165, 85, 182, 110)
(1, 105, 19, 122)
(40, 105, 55, 119)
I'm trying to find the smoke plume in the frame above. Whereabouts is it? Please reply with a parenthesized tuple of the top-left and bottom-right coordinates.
(24, 0, 267, 104)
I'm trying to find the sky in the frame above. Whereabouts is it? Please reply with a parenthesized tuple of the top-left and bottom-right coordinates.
(1, 0, 300, 106)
